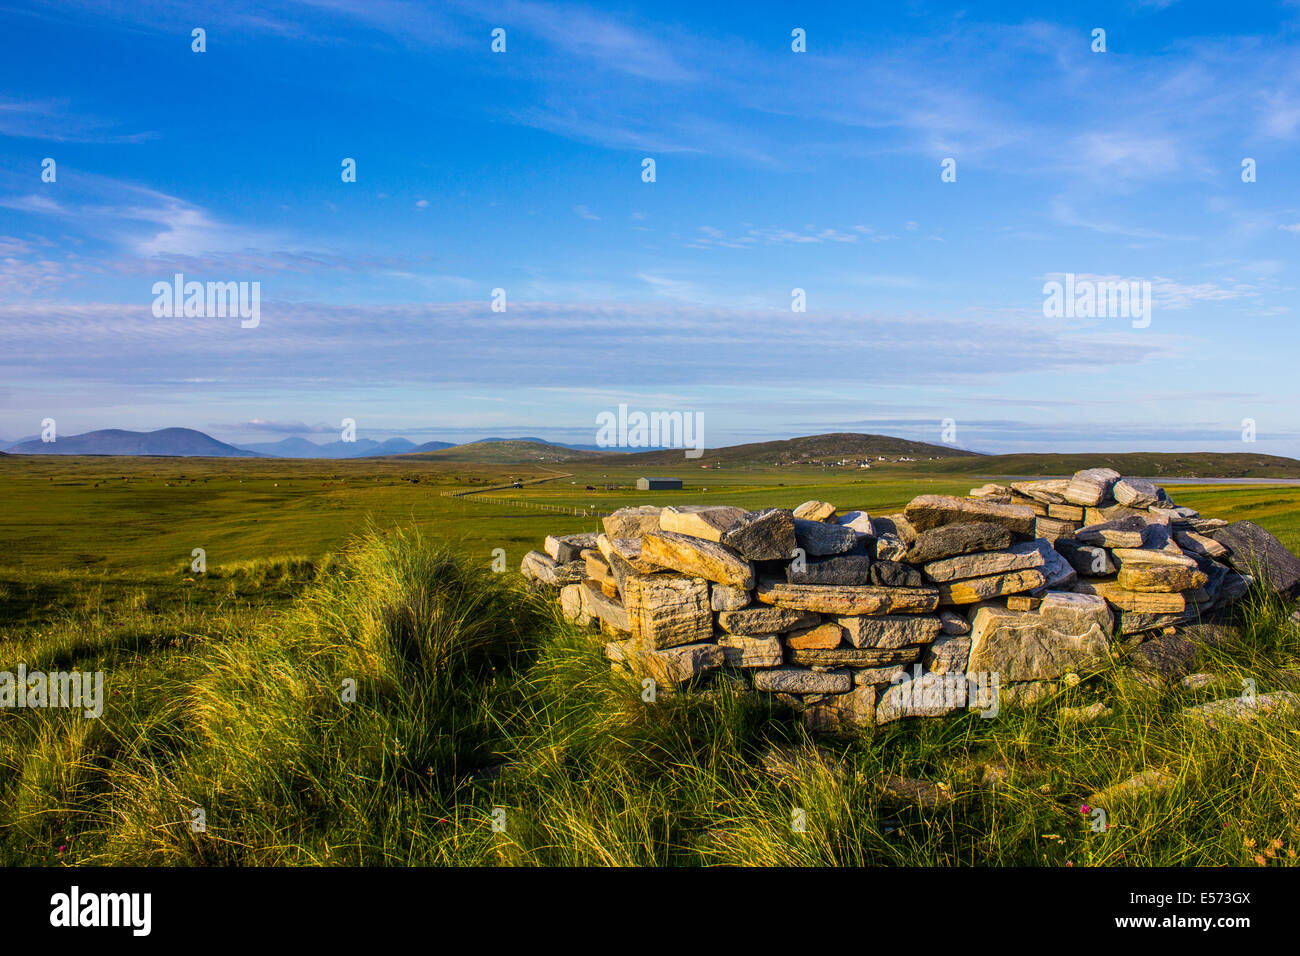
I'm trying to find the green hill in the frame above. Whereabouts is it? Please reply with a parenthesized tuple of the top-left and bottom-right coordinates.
(587, 432, 979, 467)
(898, 451, 1300, 479)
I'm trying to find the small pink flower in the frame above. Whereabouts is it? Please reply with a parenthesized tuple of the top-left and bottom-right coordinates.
(1079, 804, 1091, 815)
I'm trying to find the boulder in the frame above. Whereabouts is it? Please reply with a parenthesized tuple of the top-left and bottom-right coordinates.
(644, 643, 725, 684)
(1130, 633, 1197, 679)
(710, 583, 751, 611)
(1011, 479, 1070, 504)
(793, 518, 859, 556)
(786, 553, 871, 586)
(719, 507, 798, 561)
(1054, 539, 1116, 576)
(784, 621, 845, 650)
(580, 580, 629, 631)
(658, 505, 746, 542)
(869, 560, 924, 588)
(520, 550, 586, 586)
(787, 646, 921, 668)
(904, 495, 1037, 535)
(1205, 520, 1300, 598)
(1116, 562, 1208, 593)
(1075, 515, 1156, 548)
(752, 667, 852, 695)
(922, 539, 1050, 583)
(623, 574, 713, 649)
(717, 605, 820, 636)
(1073, 578, 1196, 614)
(838, 614, 943, 649)
(837, 510, 875, 537)
(965, 592, 1112, 682)
(1113, 477, 1161, 509)
(559, 584, 590, 625)
(1181, 691, 1300, 729)
(938, 609, 971, 635)
(1088, 769, 1175, 808)
(793, 500, 837, 522)
(904, 520, 1012, 564)
(602, 505, 664, 539)
(642, 531, 755, 588)
(876, 673, 969, 722)
(544, 532, 601, 563)
(924, 633, 971, 674)
(1063, 467, 1121, 506)
(802, 685, 876, 732)
(717, 635, 783, 668)
(874, 533, 908, 561)
(936, 567, 1047, 605)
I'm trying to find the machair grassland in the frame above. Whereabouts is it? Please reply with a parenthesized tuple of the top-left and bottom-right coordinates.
(1, 454, 1299, 866)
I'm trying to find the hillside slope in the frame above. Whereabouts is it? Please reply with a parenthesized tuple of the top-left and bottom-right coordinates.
(588, 432, 979, 467)
(900, 451, 1300, 479)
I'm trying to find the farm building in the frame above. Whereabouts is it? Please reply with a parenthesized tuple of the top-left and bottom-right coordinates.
(636, 476, 683, 490)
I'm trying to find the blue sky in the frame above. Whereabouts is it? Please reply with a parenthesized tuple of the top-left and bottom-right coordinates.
(2, 0, 1299, 455)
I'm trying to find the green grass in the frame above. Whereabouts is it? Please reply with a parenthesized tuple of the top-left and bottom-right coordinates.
(2, 528, 1299, 866)
(3, 458, 1299, 866)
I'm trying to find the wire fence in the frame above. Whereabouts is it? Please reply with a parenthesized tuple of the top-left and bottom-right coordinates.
(441, 490, 611, 518)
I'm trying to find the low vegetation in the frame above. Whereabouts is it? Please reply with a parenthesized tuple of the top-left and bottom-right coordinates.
(3, 529, 1298, 866)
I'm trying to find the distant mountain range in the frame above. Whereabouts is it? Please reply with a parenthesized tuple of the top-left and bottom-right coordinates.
(6, 428, 1298, 478)
(4, 428, 260, 458)
(0, 428, 614, 460)
(235, 437, 454, 458)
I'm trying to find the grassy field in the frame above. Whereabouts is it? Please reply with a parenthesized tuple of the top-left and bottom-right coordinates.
(2, 455, 1299, 866)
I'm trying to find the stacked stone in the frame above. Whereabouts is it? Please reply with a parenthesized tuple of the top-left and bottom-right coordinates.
(970, 469, 1254, 636)
(520, 467, 1299, 733)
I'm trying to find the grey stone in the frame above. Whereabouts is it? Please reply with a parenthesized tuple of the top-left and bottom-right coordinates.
(1064, 467, 1121, 507)
(657, 505, 746, 541)
(786, 553, 871, 586)
(1205, 520, 1300, 598)
(870, 560, 924, 588)
(1088, 770, 1176, 808)
(1181, 691, 1300, 729)
(966, 592, 1112, 681)
(1054, 539, 1116, 576)
(717, 635, 783, 668)
(874, 533, 908, 561)
(922, 539, 1050, 583)
(710, 583, 751, 611)
(924, 633, 971, 674)
(793, 518, 859, 556)
(1130, 634, 1197, 678)
(838, 614, 943, 649)
(1113, 477, 1162, 509)
(788, 646, 922, 668)
(903, 495, 1037, 535)
(623, 574, 713, 649)
(717, 605, 820, 636)
(904, 521, 1012, 564)
(752, 667, 852, 695)
(719, 508, 798, 561)
(1075, 515, 1156, 549)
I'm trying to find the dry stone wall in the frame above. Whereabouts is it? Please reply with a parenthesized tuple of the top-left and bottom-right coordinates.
(519, 467, 1300, 732)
